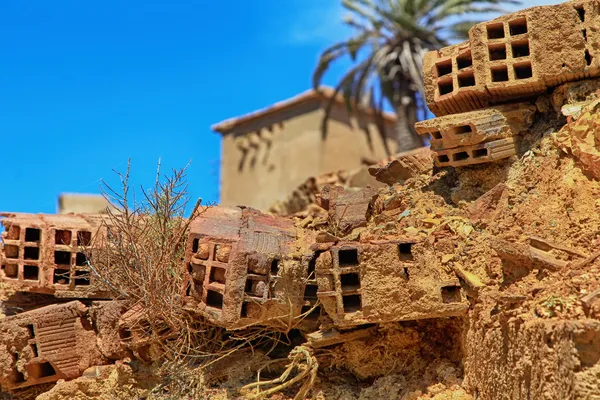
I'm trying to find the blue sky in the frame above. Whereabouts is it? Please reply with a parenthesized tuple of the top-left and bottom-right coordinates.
(0, 0, 560, 214)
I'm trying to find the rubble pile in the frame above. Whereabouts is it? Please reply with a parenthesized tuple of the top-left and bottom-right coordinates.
(2, 1, 600, 399)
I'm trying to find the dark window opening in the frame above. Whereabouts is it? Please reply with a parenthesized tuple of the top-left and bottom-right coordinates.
(23, 265, 39, 281)
(453, 152, 470, 161)
(26, 324, 35, 338)
(54, 251, 71, 266)
(398, 243, 414, 261)
(340, 273, 360, 288)
(31, 344, 38, 357)
(343, 295, 362, 313)
(7, 225, 20, 240)
(441, 286, 462, 303)
(241, 302, 248, 318)
(585, 49, 593, 66)
(206, 290, 223, 309)
(457, 52, 472, 69)
(55, 230, 71, 245)
(25, 228, 41, 243)
(431, 130, 442, 140)
(192, 238, 199, 253)
(575, 5, 585, 22)
(473, 148, 488, 158)
(452, 125, 472, 135)
(24, 247, 39, 260)
(511, 40, 530, 58)
(514, 63, 533, 79)
(438, 154, 450, 163)
(492, 66, 509, 82)
(119, 328, 132, 340)
(458, 73, 475, 88)
(303, 284, 318, 300)
(74, 270, 90, 286)
(209, 267, 226, 284)
(487, 23, 505, 39)
(14, 371, 25, 383)
(5, 245, 19, 259)
(509, 17, 527, 35)
(77, 231, 92, 246)
(30, 362, 56, 379)
(53, 269, 70, 285)
(301, 305, 321, 320)
(76, 252, 89, 266)
(271, 259, 280, 276)
(436, 60, 452, 77)
(3, 264, 18, 278)
(488, 44, 507, 60)
(339, 248, 359, 266)
(438, 80, 453, 95)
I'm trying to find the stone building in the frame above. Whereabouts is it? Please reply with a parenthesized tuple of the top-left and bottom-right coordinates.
(211, 87, 399, 211)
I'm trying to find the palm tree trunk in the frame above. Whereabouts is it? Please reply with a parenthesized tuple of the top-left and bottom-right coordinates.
(394, 94, 423, 152)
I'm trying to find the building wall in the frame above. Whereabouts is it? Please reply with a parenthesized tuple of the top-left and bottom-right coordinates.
(220, 100, 398, 210)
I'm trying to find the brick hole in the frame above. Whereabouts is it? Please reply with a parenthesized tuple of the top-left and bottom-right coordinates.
(511, 40, 530, 58)
(301, 305, 321, 320)
(119, 327, 132, 340)
(54, 251, 71, 266)
(29, 362, 56, 379)
(431, 130, 442, 140)
(14, 370, 25, 383)
(436, 60, 452, 77)
(209, 267, 226, 284)
(582, 29, 588, 42)
(452, 125, 472, 135)
(5, 245, 19, 259)
(457, 52, 472, 69)
(24, 247, 39, 260)
(437, 154, 450, 163)
(75, 252, 89, 266)
(245, 278, 266, 297)
(343, 294, 362, 313)
(508, 17, 527, 35)
(441, 285, 462, 303)
(25, 228, 40, 243)
(241, 302, 248, 318)
(23, 265, 39, 281)
(339, 248, 359, 266)
(189, 263, 206, 283)
(30, 344, 38, 357)
(491, 65, 509, 82)
(184, 281, 192, 297)
(458, 73, 475, 88)
(270, 259, 280, 276)
(26, 324, 35, 338)
(473, 148, 488, 158)
(404, 267, 410, 280)
(192, 238, 199, 253)
(213, 245, 220, 261)
(3, 264, 18, 278)
(585, 49, 593, 66)
(486, 22, 505, 39)
(514, 62, 533, 79)
(6, 225, 20, 240)
(488, 43, 507, 61)
(74, 270, 90, 286)
(453, 152, 470, 162)
(575, 5, 585, 22)
(303, 284, 318, 300)
(398, 243, 414, 261)
(55, 230, 72, 245)
(438, 79, 453, 95)
(206, 290, 223, 309)
(340, 272, 360, 289)
(77, 231, 92, 246)
(53, 268, 70, 285)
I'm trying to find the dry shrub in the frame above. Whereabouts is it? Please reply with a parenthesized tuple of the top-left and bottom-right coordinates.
(87, 161, 310, 399)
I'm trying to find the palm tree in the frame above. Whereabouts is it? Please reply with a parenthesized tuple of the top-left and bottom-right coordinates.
(314, 0, 520, 152)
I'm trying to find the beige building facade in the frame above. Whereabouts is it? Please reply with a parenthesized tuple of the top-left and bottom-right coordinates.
(212, 88, 399, 211)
